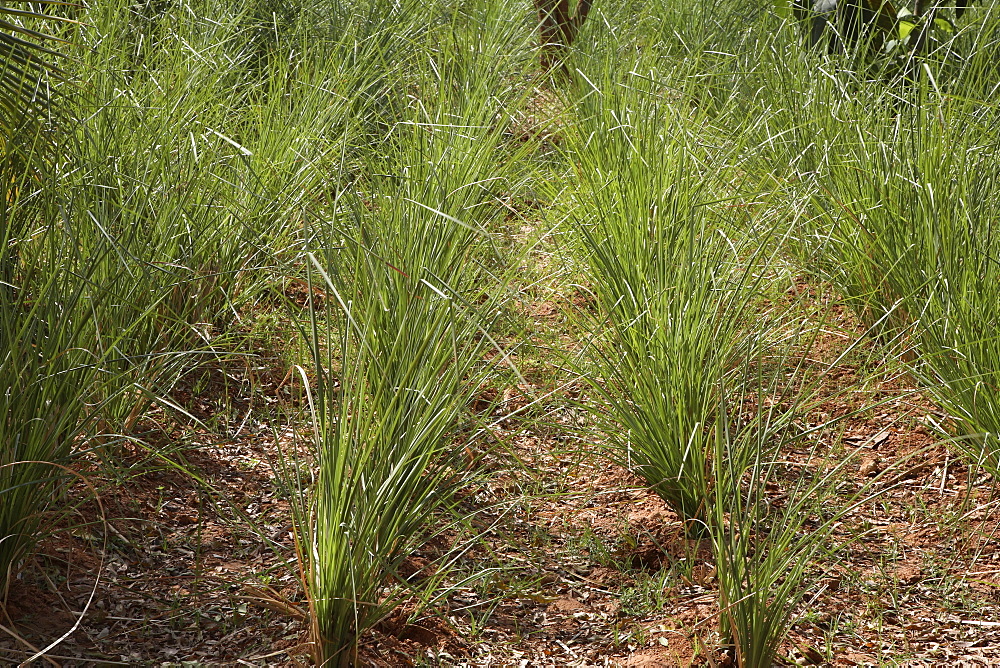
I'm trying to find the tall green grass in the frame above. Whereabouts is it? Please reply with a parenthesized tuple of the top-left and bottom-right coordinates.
(289, 133, 517, 667)
(1, 0, 432, 603)
(7, 0, 1000, 663)
(272, 3, 537, 662)
(563, 36, 788, 526)
(293, 224, 495, 665)
(3, 0, 542, 656)
(58, 0, 344, 431)
(558, 5, 917, 663)
(813, 112, 1000, 475)
(0, 171, 128, 592)
(771, 7, 1000, 476)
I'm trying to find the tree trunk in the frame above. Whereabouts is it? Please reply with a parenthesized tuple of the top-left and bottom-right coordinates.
(534, 0, 593, 70)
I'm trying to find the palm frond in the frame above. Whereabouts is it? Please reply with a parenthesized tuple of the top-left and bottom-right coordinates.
(0, 1, 73, 166)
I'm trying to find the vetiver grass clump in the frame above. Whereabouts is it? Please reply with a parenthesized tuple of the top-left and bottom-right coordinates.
(61, 0, 342, 432)
(814, 110, 1000, 475)
(553, 6, 918, 664)
(38, 0, 402, 438)
(290, 136, 512, 666)
(275, 4, 536, 662)
(562, 48, 782, 530)
(0, 180, 131, 596)
(770, 5, 1000, 477)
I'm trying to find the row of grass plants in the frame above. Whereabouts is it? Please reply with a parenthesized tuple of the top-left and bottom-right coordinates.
(2, 0, 1000, 665)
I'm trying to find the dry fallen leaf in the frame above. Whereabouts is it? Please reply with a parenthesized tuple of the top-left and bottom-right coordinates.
(859, 458, 882, 476)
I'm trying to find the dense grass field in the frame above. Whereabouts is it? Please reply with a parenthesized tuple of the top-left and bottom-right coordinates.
(3, 0, 1000, 665)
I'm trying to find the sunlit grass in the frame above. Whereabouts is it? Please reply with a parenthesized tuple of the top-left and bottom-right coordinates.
(3, 0, 1000, 663)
